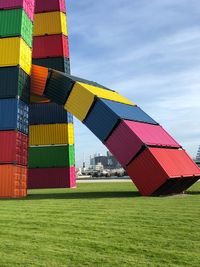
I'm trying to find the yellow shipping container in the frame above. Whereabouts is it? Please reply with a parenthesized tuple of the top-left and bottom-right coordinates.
(0, 37, 32, 75)
(34, 12, 67, 36)
(29, 124, 74, 145)
(64, 82, 135, 121)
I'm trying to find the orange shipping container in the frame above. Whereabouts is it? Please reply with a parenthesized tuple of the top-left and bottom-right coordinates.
(0, 165, 27, 198)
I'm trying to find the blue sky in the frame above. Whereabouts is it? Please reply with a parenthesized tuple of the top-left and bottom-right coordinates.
(66, 0, 200, 167)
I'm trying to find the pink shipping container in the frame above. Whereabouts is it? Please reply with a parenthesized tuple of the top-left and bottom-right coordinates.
(33, 34, 69, 59)
(106, 120, 181, 167)
(127, 147, 200, 196)
(0, 0, 35, 21)
(28, 166, 76, 189)
(35, 0, 66, 13)
(0, 131, 28, 166)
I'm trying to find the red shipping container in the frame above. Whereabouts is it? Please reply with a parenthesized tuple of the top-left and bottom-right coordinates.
(0, 0, 35, 21)
(35, 0, 66, 13)
(33, 34, 69, 59)
(127, 148, 200, 196)
(106, 120, 181, 167)
(28, 166, 76, 189)
(0, 131, 28, 165)
(0, 165, 27, 198)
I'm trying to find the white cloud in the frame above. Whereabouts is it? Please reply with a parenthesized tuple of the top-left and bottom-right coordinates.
(67, 0, 200, 166)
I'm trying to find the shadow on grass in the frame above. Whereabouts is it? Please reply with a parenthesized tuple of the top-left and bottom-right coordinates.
(25, 191, 141, 200)
(186, 191, 200, 195)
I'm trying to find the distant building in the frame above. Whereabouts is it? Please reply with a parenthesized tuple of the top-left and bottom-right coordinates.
(196, 146, 200, 166)
(90, 151, 121, 169)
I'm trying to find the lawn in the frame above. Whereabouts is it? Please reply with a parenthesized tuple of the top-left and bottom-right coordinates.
(0, 182, 199, 267)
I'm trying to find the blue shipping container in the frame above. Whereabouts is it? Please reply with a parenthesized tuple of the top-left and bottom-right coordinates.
(0, 99, 29, 134)
(84, 98, 158, 142)
(29, 102, 73, 125)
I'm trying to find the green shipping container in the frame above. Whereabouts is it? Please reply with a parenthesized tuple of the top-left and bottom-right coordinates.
(28, 145, 75, 168)
(0, 9, 33, 48)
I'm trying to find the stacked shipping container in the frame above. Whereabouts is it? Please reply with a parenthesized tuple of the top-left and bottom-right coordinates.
(0, 0, 35, 197)
(31, 66, 200, 196)
(28, 0, 76, 189)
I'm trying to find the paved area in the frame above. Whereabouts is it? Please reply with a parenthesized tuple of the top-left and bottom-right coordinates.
(77, 177, 132, 183)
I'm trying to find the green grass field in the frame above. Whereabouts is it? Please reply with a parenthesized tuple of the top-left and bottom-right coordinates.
(0, 182, 199, 267)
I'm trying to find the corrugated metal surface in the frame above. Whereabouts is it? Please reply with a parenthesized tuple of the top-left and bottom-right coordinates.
(32, 57, 70, 73)
(0, 9, 33, 47)
(65, 82, 135, 121)
(28, 166, 76, 189)
(106, 120, 181, 166)
(0, 37, 32, 75)
(33, 34, 69, 59)
(64, 83, 95, 121)
(84, 100, 119, 142)
(30, 95, 49, 103)
(0, 66, 30, 104)
(0, 165, 27, 198)
(0, 0, 35, 21)
(28, 145, 75, 168)
(127, 148, 200, 196)
(100, 99, 158, 124)
(29, 102, 73, 124)
(77, 82, 135, 105)
(35, 0, 66, 13)
(29, 123, 74, 145)
(0, 99, 29, 134)
(44, 70, 73, 105)
(33, 12, 67, 36)
(0, 131, 28, 165)
(31, 64, 48, 96)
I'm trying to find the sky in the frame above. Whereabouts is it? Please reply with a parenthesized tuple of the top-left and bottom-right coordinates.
(66, 0, 200, 167)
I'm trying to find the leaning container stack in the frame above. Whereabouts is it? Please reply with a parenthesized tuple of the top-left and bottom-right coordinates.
(0, 0, 35, 198)
(30, 68, 200, 196)
(28, 0, 76, 189)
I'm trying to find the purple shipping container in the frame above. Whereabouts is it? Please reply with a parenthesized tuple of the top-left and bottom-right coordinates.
(35, 0, 66, 13)
(106, 120, 181, 167)
(0, 0, 35, 21)
(28, 167, 76, 189)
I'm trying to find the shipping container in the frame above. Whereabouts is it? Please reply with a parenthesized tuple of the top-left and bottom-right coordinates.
(28, 145, 75, 168)
(31, 64, 48, 96)
(127, 148, 200, 196)
(44, 70, 113, 105)
(32, 57, 70, 73)
(0, 9, 33, 47)
(44, 70, 74, 105)
(29, 102, 73, 125)
(29, 123, 74, 145)
(33, 12, 67, 36)
(0, 0, 35, 21)
(0, 99, 29, 134)
(35, 0, 66, 13)
(28, 166, 76, 189)
(0, 165, 27, 198)
(64, 82, 135, 121)
(0, 66, 30, 103)
(95, 98, 158, 124)
(106, 120, 181, 166)
(0, 37, 32, 75)
(0, 131, 28, 165)
(33, 34, 69, 59)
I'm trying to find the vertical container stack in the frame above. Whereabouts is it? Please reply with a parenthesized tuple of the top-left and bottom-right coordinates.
(0, 0, 35, 198)
(28, 0, 76, 189)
